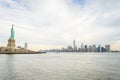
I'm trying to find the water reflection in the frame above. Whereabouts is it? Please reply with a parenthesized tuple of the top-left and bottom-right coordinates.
(0, 53, 120, 80)
(6, 54, 15, 80)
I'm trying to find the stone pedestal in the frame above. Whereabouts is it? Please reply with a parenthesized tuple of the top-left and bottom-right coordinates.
(7, 39, 16, 48)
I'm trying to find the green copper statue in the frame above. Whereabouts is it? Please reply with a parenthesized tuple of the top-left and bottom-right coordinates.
(9, 24, 15, 40)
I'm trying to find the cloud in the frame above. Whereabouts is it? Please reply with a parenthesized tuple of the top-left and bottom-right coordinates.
(0, 0, 120, 50)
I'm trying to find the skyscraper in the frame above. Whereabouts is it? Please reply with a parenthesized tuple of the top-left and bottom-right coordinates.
(81, 43, 84, 52)
(105, 45, 110, 52)
(84, 45, 87, 52)
(73, 40, 76, 49)
(98, 45, 101, 52)
(24, 42, 28, 49)
(73, 40, 77, 51)
(92, 45, 96, 52)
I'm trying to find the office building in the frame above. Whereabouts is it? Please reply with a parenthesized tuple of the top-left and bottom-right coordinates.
(105, 45, 110, 52)
(24, 42, 28, 49)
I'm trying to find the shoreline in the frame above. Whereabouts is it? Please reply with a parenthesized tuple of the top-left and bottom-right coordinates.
(0, 52, 46, 54)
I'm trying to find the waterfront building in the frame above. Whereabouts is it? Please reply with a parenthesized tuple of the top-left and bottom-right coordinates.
(105, 45, 110, 52)
(67, 46, 73, 52)
(101, 47, 105, 52)
(88, 45, 92, 52)
(78, 48, 81, 52)
(17, 46, 22, 48)
(92, 45, 97, 52)
(61, 48, 66, 52)
(98, 45, 101, 52)
(81, 43, 84, 52)
(84, 45, 87, 52)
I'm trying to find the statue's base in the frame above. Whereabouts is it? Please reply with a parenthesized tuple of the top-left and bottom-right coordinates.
(7, 39, 16, 48)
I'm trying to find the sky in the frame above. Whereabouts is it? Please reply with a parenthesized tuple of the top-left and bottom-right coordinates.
(0, 0, 120, 51)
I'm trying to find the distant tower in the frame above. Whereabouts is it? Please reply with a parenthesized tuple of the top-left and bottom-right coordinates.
(73, 40, 77, 51)
(24, 42, 28, 49)
(7, 24, 16, 48)
(73, 40, 76, 49)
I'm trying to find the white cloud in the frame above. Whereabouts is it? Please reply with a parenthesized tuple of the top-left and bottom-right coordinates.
(0, 0, 120, 50)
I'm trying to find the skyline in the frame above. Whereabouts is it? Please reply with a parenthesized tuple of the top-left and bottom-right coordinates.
(0, 0, 120, 50)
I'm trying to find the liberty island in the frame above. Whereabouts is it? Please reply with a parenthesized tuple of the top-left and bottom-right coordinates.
(0, 25, 35, 54)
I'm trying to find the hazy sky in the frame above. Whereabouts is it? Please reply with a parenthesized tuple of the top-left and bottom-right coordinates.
(0, 0, 120, 50)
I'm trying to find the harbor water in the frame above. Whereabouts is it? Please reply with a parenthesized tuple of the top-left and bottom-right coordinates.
(0, 53, 120, 80)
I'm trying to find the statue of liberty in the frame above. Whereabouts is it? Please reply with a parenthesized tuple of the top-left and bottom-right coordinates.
(9, 24, 15, 40)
